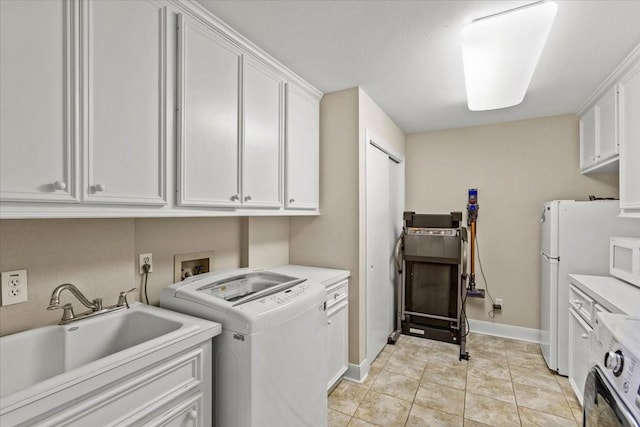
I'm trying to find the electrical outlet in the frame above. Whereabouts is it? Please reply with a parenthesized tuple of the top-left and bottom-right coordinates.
(1, 269, 28, 306)
(139, 253, 153, 274)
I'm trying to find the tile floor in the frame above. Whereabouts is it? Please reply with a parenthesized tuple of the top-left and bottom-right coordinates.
(328, 333, 582, 427)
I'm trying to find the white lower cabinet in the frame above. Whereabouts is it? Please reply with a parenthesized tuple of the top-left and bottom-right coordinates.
(4, 344, 212, 427)
(568, 307, 591, 405)
(326, 279, 349, 390)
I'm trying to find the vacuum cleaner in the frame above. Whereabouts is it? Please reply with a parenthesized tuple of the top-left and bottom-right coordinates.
(466, 188, 485, 298)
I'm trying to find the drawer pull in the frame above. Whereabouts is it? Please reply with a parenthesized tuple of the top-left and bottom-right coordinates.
(328, 319, 332, 325)
(581, 333, 589, 339)
(334, 293, 340, 300)
(574, 301, 582, 309)
(187, 410, 197, 420)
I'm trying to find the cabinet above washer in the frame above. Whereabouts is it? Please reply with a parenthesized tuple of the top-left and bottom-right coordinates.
(0, 0, 322, 219)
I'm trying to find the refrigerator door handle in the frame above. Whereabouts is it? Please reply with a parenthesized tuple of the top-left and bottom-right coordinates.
(541, 251, 560, 262)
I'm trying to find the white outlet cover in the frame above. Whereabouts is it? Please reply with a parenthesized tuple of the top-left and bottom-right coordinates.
(1, 269, 28, 306)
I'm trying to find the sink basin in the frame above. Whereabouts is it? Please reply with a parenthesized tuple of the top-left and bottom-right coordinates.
(0, 303, 214, 400)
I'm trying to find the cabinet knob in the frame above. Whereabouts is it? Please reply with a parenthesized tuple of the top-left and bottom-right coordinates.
(53, 181, 66, 191)
(334, 293, 339, 300)
(327, 319, 332, 325)
(289, 198, 295, 204)
(230, 194, 239, 201)
(575, 301, 582, 309)
(186, 410, 197, 420)
(581, 333, 589, 340)
(244, 195, 252, 202)
(94, 184, 106, 192)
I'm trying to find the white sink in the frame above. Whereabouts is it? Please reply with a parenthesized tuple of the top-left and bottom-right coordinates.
(0, 303, 215, 400)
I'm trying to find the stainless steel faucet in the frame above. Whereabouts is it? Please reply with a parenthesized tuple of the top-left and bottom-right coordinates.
(47, 283, 138, 325)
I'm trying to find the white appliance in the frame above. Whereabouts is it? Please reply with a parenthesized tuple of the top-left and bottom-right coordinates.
(610, 237, 640, 287)
(540, 200, 638, 375)
(160, 269, 328, 427)
(584, 312, 640, 426)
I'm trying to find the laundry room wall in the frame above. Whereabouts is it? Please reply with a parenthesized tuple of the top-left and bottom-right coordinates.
(0, 216, 288, 336)
(405, 114, 619, 331)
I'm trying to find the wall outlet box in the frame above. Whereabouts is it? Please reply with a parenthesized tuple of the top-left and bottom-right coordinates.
(174, 251, 215, 282)
(1, 269, 28, 306)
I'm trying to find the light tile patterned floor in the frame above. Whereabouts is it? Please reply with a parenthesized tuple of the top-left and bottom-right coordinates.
(328, 333, 582, 427)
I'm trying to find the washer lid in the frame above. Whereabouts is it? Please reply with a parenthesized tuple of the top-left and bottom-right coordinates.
(193, 271, 303, 306)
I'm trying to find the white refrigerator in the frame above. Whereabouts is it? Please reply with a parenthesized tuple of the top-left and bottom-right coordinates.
(540, 200, 639, 375)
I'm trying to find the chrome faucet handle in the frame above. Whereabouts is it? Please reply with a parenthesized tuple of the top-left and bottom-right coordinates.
(92, 298, 103, 311)
(117, 288, 139, 308)
(47, 303, 75, 321)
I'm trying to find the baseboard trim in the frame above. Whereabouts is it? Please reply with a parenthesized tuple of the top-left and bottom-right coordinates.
(343, 359, 370, 383)
(468, 319, 542, 343)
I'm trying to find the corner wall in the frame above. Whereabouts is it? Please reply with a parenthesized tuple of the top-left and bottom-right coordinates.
(405, 114, 618, 329)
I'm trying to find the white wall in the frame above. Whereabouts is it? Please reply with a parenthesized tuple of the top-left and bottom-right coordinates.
(405, 114, 618, 329)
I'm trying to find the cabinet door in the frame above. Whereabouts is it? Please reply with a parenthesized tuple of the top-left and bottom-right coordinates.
(327, 302, 348, 390)
(0, 0, 77, 202)
(285, 84, 319, 210)
(598, 86, 618, 162)
(619, 64, 640, 215)
(580, 106, 598, 170)
(568, 308, 591, 405)
(177, 14, 241, 207)
(243, 58, 283, 207)
(81, 0, 167, 205)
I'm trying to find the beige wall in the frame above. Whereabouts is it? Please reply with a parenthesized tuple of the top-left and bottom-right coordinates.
(290, 87, 406, 366)
(290, 88, 361, 361)
(0, 216, 289, 336)
(241, 217, 290, 269)
(405, 114, 619, 329)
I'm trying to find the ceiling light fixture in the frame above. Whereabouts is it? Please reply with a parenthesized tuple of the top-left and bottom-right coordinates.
(461, 1, 557, 111)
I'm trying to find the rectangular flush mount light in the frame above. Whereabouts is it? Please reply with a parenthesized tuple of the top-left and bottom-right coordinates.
(461, 1, 557, 111)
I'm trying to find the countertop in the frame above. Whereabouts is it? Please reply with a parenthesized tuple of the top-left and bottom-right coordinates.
(569, 274, 640, 316)
(265, 265, 350, 287)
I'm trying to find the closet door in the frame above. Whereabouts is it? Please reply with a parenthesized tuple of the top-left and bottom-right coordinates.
(366, 143, 394, 364)
(0, 0, 77, 202)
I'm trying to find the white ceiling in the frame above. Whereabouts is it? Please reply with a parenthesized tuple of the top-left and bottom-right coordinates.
(195, 0, 640, 134)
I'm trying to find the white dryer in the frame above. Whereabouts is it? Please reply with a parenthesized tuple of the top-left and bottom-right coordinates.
(160, 269, 327, 427)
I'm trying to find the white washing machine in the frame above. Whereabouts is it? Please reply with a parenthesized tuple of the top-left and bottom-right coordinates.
(584, 312, 640, 426)
(160, 269, 327, 427)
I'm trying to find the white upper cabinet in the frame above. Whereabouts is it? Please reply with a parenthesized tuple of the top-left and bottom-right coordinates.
(81, 0, 167, 205)
(285, 84, 319, 210)
(598, 87, 618, 161)
(580, 86, 619, 173)
(177, 14, 241, 208)
(619, 62, 640, 217)
(0, 1, 321, 218)
(243, 58, 283, 208)
(0, 0, 77, 202)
